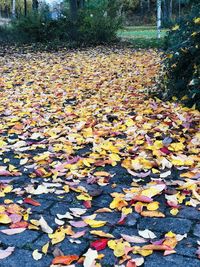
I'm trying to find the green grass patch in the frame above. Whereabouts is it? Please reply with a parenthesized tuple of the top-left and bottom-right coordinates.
(118, 26, 168, 49)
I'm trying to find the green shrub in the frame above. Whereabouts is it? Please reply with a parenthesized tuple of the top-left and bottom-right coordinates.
(162, 3, 200, 109)
(0, 0, 121, 46)
(77, 0, 121, 44)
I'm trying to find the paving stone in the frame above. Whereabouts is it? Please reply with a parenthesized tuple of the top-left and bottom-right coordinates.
(106, 164, 133, 184)
(99, 248, 117, 266)
(24, 199, 54, 213)
(139, 217, 192, 234)
(144, 253, 200, 267)
(38, 192, 76, 202)
(0, 230, 40, 248)
(176, 237, 198, 258)
(112, 226, 138, 238)
(50, 202, 88, 216)
(0, 248, 52, 267)
(177, 206, 200, 220)
(124, 212, 139, 226)
(95, 211, 121, 225)
(193, 223, 200, 237)
(92, 194, 113, 208)
(29, 214, 57, 229)
(58, 237, 89, 256)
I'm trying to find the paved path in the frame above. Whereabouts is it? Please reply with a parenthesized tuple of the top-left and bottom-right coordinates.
(0, 48, 199, 266)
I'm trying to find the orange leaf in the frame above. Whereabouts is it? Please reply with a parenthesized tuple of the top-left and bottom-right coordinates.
(142, 244, 171, 251)
(24, 198, 41, 207)
(10, 221, 29, 229)
(140, 211, 165, 217)
(52, 255, 79, 265)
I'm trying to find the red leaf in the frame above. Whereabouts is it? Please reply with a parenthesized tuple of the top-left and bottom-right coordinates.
(90, 239, 108, 251)
(126, 261, 136, 267)
(52, 255, 79, 265)
(83, 200, 92, 209)
(10, 221, 29, 229)
(160, 147, 171, 155)
(24, 198, 41, 206)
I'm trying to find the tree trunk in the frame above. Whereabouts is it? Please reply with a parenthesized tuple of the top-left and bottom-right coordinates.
(157, 0, 162, 39)
(32, 0, 39, 11)
(140, 0, 144, 17)
(78, 0, 85, 9)
(147, 0, 150, 12)
(69, 0, 78, 21)
(12, 0, 16, 19)
(69, 0, 78, 40)
(169, 0, 173, 19)
(24, 0, 27, 16)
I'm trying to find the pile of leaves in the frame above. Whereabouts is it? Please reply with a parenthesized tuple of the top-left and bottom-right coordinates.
(0, 47, 199, 266)
(162, 2, 200, 109)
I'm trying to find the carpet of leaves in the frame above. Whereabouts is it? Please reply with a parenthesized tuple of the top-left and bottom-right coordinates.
(0, 47, 199, 266)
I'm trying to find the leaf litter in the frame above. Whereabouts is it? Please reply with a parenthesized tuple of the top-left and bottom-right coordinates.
(0, 47, 199, 266)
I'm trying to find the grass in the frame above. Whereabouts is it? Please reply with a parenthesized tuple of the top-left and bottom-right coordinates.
(118, 25, 168, 49)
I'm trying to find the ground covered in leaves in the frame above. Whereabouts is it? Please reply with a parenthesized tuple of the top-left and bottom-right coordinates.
(0, 47, 199, 267)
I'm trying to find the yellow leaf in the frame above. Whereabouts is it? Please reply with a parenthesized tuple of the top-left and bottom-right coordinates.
(122, 207, 132, 215)
(42, 242, 49, 254)
(125, 118, 134, 127)
(0, 214, 12, 224)
(170, 208, 179, 216)
(165, 231, 176, 238)
(48, 228, 66, 245)
(90, 230, 114, 238)
(133, 246, 153, 257)
(108, 240, 130, 257)
(84, 219, 106, 228)
(77, 193, 92, 201)
(110, 197, 128, 210)
(147, 202, 159, 211)
(169, 142, 185, 151)
(63, 185, 69, 193)
(109, 153, 121, 162)
(0, 140, 7, 147)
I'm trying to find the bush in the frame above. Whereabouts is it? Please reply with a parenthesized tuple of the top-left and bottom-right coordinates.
(77, 0, 121, 44)
(162, 2, 200, 109)
(0, 0, 121, 46)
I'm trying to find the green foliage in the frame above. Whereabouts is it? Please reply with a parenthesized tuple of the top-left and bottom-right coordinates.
(163, 3, 200, 109)
(0, 0, 121, 46)
(77, 0, 121, 44)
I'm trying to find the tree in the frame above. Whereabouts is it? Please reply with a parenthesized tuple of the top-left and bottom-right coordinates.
(32, 0, 38, 11)
(69, 0, 78, 21)
(157, 0, 162, 38)
(12, 0, 16, 18)
(24, 0, 27, 16)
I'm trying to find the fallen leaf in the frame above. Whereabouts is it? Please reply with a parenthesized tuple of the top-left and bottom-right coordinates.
(91, 239, 108, 251)
(84, 219, 106, 228)
(52, 255, 79, 265)
(121, 234, 146, 243)
(32, 249, 43, 261)
(83, 248, 98, 267)
(0, 228, 26, 235)
(138, 229, 157, 239)
(0, 247, 15, 259)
